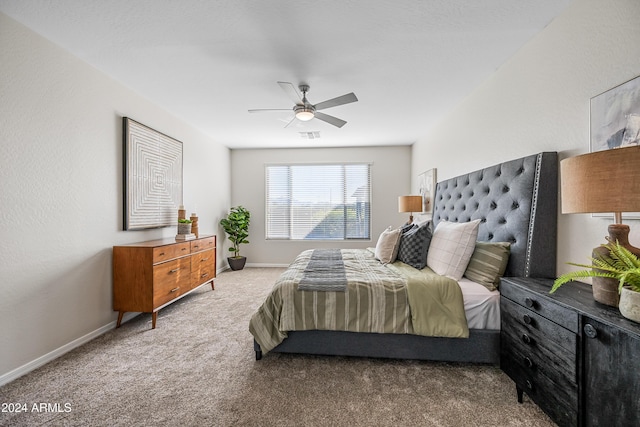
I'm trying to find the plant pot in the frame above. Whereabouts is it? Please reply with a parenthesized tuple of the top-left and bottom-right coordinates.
(177, 223, 192, 235)
(619, 286, 640, 323)
(228, 256, 247, 271)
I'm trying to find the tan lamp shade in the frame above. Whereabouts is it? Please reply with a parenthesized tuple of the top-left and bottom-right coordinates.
(561, 146, 640, 220)
(398, 195, 422, 213)
(398, 195, 422, 223)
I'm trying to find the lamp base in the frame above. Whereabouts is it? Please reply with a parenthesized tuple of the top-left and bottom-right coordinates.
(592, 224, 640, 307)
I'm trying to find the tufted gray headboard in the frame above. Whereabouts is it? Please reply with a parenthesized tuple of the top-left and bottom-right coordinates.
(432, 152, 558, 278)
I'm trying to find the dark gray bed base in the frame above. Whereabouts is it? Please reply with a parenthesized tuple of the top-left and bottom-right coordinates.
(254, 329, 500, 364)
(255, 152, 558, 364)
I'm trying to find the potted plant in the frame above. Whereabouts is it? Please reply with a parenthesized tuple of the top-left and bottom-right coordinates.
(219, 206, 250, 270)
(552, 240, 640, 323)
(177, 218, 192, 235)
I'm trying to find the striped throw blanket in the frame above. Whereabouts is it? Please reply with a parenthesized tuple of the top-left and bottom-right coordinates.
(298, 249, 347, 292)
(249, 248, 468, 354)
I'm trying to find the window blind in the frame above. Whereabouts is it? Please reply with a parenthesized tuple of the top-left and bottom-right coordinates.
(266, 163, 371, 240)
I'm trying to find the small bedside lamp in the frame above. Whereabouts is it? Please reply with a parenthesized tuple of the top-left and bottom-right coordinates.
(398, 195, 423, 224)
(561, 146, 640, 306)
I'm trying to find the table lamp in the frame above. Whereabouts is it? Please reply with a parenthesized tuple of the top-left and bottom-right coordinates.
(398, 195, 422, 224)
(560, 145, 640, 306)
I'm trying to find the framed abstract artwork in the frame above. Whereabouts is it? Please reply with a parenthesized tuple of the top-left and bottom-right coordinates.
(123, 117, 183, 230)
(418, 168, 437, 216)
(590, 74, 640, 152)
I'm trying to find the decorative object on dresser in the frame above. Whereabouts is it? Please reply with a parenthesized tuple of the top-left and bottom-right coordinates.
(559, 146, 640, 306)
(219, 206, 251, 271)
(176, 205, 196, 241)
(123, 117, 183, 230)
(398, 195, 422, 224)
(553, 241, 640, 323)
(190, 213, 199, 238)
(113, 235, 216, 329)
(500, 277, 640, 427)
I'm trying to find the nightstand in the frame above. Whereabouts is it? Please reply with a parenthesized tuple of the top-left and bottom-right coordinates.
(500, 277, 640, 427)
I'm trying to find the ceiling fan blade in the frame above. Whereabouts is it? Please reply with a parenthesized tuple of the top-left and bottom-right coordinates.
(277, 81, 303, 104)
(314, 92, 358, 111)
(314, 112, 347, 128)
(248, 108, 292, 113)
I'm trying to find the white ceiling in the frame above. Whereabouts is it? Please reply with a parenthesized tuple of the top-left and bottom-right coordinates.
(0, 0, 572, 149)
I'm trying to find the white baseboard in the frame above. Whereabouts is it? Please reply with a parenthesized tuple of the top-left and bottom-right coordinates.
(0, 312, 139, 387)
(245, 262, 289, 268)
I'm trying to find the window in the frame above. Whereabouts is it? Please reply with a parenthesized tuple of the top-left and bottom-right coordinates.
(266, 163, 371, 240)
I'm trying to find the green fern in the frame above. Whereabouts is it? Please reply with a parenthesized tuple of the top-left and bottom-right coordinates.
(552, 241, 640, 294)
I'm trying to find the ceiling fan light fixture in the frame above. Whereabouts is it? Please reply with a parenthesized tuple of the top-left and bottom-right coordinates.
(294, 106, 315, 121)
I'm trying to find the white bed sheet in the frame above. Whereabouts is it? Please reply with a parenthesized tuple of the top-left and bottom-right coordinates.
(458, 278, 500, 330)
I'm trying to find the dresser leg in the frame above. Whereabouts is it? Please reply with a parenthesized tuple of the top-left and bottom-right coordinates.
(517, 386, 523, 404)
(211, 280, 215, 291)
(116, 311, 124, 328)
(152, 312, 158, 329)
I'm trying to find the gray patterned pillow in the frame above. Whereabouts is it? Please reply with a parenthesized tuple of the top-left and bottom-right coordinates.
(396, 222, 432, 269)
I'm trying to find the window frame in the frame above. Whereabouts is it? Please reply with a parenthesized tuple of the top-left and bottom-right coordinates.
(264, 162, 372, 241)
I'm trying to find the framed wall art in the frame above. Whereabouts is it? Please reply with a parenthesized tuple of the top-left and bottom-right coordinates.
(590, 75, 640, 219)
(123, 117, 183, 230)
(418, 168, 437, 216)
(590, 74, 640, 152)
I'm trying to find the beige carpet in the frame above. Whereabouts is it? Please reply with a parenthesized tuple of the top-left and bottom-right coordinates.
(0, 267, 555, 426)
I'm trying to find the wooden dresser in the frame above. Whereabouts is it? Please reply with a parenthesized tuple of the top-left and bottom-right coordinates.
(500, 277, 640, 427)
(113, 235, 216, 329)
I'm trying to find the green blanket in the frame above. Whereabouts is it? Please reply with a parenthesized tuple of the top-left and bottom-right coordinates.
(386, 262, 469, 338)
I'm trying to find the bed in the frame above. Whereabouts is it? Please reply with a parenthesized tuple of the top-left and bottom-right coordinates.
(250, 152, 558, 364)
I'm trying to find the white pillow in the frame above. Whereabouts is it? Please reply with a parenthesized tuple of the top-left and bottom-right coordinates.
(427, 219, 481, 280)
(374, 226, 402, 264)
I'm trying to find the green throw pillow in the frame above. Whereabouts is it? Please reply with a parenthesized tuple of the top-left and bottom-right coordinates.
(463, 242, 511, 291)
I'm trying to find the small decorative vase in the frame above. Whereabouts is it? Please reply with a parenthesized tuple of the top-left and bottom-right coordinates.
(177, 223, 192, 235)
(619, 287, 640, 323)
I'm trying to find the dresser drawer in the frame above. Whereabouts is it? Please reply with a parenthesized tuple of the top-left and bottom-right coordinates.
(501, 297, 576, 363)
(191, 236, 215, 253)
(153, 242, 191, 264)
(153, 257, 191, 306)
(501, 350, 578, 426)
(190, 249, 215, 288)
(501, 281, 578, 332)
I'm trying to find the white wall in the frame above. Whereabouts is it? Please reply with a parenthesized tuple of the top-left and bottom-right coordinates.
(229, 146, 412, 265)
(0, 13, 230, 383)
(412, 0, 640, 276)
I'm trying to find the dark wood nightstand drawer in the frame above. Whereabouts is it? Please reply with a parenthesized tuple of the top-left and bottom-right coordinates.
(501, 280, 578, 332)
(501, 350, 578, 427)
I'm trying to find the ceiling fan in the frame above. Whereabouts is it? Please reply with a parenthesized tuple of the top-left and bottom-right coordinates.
(248, 82, 358, 128)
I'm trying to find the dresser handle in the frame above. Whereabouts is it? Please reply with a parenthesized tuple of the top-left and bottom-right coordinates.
(193, 245, 199, 249)
(584, 323, 598, 339)
(522, 334, 532, 344)
(523, 314, 532, 325)
(201, 258, 209, 262)
(159, 252, 165, 256)
(181, 248, 187, 251)
(524, 356, 534, 368)
(169, 268, 181, 273)
(201, 273, 209, 278)
(524, 297, 535, 308)
(170, 287, 179, 293)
